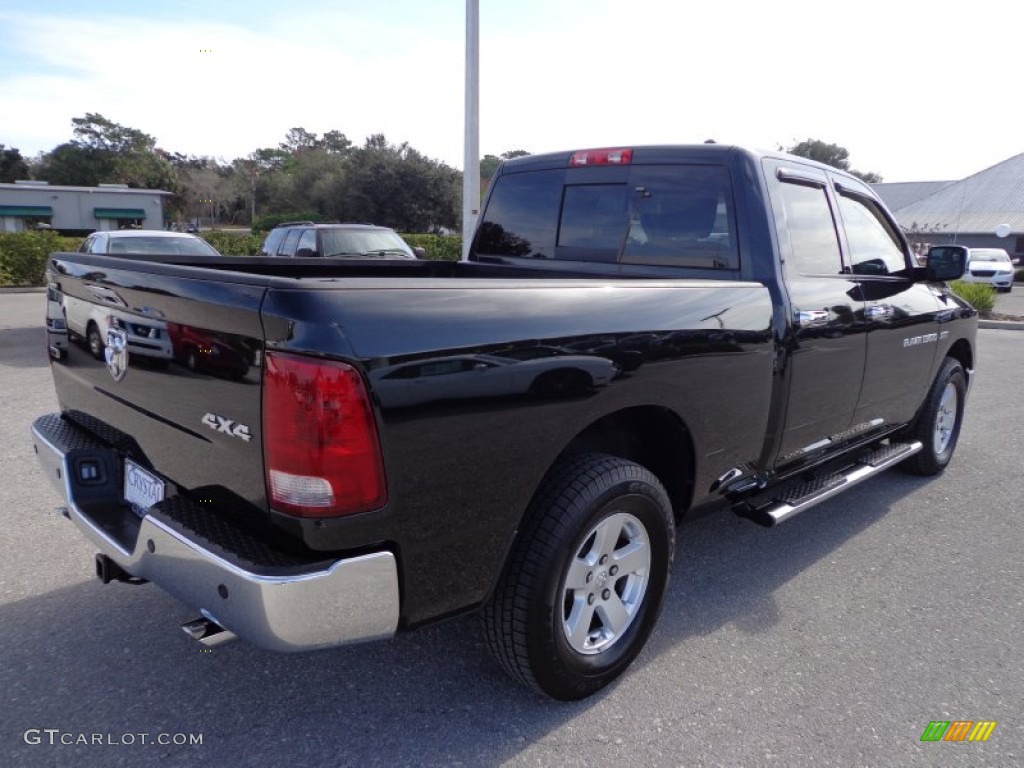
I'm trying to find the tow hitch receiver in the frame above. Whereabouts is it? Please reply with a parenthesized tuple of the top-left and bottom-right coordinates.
(95, 553, 148, 585)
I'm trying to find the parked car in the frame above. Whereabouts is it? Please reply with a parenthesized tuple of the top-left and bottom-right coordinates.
(167, 323, 250, 380)
(79, 230, 222, 257)
(369, 353, 617, 407)
(258, 222, 424, 259)
(62, 287, 173, 364)
(953, 247, 1014, 292)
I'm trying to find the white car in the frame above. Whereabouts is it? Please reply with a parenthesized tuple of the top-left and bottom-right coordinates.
(63, 287, 173, 363)
(961, 248, 1015, 292)
(79, 230, 221, 257)
(370, 353, 618, 408)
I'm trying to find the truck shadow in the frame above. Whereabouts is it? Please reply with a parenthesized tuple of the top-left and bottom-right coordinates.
(0, 474, 925, 767)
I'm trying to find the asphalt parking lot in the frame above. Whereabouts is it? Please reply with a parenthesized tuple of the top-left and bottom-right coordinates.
(1, 291, 1021, 767)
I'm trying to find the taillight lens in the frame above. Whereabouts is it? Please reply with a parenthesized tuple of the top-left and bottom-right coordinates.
(569, 148, 633, 167)
(263, 351, 386, 517)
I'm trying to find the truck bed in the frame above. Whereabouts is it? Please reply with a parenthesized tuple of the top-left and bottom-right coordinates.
(43, 250, 774, 626)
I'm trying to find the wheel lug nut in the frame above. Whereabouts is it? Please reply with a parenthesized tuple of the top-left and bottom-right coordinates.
(602, 589, 611, 600)
(587, 593, 595, 605)
(586, 572, 593, 583)
(609, 565, 618, 576)
(599, 555, 609, 565)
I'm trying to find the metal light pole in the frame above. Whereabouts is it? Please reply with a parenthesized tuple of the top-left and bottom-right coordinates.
(461, 0, 480, 260)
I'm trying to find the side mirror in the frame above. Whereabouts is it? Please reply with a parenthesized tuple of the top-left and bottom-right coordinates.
(412, 246, 427, 259)
(924, 245, 967, 282)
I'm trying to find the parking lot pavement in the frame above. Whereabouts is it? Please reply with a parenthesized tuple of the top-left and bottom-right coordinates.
(993, 286, 1024, 318)
(1, 292, 1022, 767)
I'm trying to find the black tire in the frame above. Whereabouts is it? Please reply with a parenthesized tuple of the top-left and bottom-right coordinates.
(86, 323, 105, 361)
(900, 357, 967, 475)
(482, 453, 674, 700)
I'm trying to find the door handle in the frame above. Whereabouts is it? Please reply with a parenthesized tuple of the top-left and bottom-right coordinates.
(796, 309, 831, 328)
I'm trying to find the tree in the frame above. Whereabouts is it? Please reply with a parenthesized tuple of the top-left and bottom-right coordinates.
(320, 130, 353, 156)
(852, 170, 883, 184)
(787, 139, 850, 169)
(280, 127, 319, 153)
(34, 143, 116, 186)
(340, 135, 460, 231)
(0, 145, 29, 182)
(34, 113, 179, 192)
(481, 149, 530, 179)
(481, 150, 531, 196)
(71, 112, 157, 153)
(785, 138, 882, 183)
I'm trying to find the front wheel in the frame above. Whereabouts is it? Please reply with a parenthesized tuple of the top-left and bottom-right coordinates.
(901, 357, 967, 475)
(482, 453, 674, 700)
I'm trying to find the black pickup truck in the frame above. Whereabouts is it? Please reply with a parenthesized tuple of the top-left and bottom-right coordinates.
(31, 145, 975, 700)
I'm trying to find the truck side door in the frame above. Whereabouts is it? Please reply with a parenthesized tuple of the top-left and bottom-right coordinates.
(830, 176, 943, 428)
(764, 160, 867, 465)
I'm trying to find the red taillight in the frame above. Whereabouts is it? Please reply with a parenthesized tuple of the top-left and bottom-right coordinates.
(262, 351, 386, 517)
(569, 148, 633, 167)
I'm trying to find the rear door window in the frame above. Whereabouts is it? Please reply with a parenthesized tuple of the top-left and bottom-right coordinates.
(775, 179, 843, 275)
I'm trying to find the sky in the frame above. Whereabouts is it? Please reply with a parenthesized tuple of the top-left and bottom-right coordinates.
(1, 0, 1021, 182)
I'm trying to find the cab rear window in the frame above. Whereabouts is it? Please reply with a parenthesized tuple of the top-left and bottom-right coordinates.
(475, 165, 738, 269)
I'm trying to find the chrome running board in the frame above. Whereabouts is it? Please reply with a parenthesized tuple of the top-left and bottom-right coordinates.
(733, 441, 922, 527)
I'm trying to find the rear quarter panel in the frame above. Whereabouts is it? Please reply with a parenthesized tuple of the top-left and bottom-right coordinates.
(262, 278, 775, 623)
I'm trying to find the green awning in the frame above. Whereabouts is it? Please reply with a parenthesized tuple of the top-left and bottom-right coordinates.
(0, 205, 52, 217)
(94, 208, 146, 219)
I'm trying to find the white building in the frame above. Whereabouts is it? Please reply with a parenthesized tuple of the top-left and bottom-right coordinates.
(0, 180, 172, 233)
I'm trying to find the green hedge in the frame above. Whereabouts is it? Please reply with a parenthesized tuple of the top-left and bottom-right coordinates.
(0, 231, 83, 286)
(200, 230, 263, 256)
(401, 233, 462, 261)
(949, 280, 995, 313)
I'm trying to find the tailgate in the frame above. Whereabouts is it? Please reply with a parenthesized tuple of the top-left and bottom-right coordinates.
(48, 254, 270, 525)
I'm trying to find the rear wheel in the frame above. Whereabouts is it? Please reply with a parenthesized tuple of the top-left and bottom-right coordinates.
(482, 453, 674, 700)
(901, 357, 966, 475)
(86, 322, 105, 361)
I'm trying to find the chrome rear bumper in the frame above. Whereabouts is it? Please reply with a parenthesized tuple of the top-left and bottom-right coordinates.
(31, 413, 399, 652)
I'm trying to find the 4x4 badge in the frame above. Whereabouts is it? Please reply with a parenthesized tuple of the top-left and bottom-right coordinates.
(201, 413, 253, 442)
(105, 328, 128, 381)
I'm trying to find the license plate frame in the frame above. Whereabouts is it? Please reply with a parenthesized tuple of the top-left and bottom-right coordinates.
(124, 458, 165, 516)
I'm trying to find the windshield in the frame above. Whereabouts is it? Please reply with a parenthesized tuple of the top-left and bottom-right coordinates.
(321, 229, 413, 258)
(107, 236, 221, 257)
(968, 249, 1010, 263)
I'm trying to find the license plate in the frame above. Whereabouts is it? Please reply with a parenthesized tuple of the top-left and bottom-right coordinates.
(124, 459, 165, 516)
